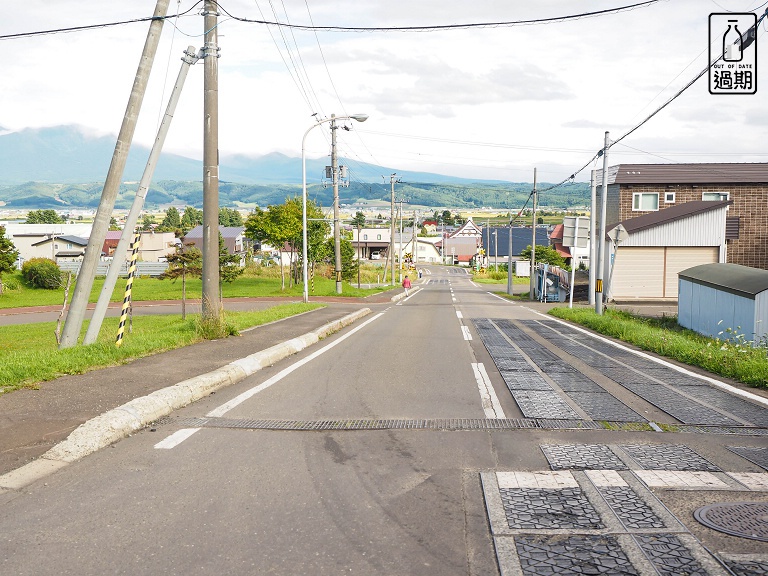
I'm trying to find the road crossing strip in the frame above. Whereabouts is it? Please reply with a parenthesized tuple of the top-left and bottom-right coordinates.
(154, 312, 387, 450)
(484, 291, 768, 409)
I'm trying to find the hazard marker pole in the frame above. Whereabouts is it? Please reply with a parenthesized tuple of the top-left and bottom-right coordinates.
(116, 233, 141, 347)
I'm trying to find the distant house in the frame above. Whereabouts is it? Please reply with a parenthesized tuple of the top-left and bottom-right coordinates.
(102, 230, 178, 263)
(595, 162, 768, 270)
(604, 200, 731, 300)
(182, 226, 246, 256)
(474, 226, 550, 264)
(352, 228, 392, 260)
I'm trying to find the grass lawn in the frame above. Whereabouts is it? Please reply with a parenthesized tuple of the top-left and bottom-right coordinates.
(0, 267, 393, 309)
(549, 307, 768, 389)
(0, 302, 324, 393)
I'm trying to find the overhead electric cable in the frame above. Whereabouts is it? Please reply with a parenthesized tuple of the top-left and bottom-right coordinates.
(219, 0, 663, 32)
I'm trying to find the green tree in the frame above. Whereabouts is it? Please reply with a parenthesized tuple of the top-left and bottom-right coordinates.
(0, 226, 20, 295)
(109, 217, 121, 231)
(218, 233, 244, 284)
(159, 244, 202, 320)
(26, 209, 65, 224)
(219, 207, 243, 227)
(350, 211, 366, 229)
(181, 206, 203, 235)
(141, 214, 156, 231)
(519, 244, 566, 268)
(158, 206, 182, 233)
(245, 198, 327, 290)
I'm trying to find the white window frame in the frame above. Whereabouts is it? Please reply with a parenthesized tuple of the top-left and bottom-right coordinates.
(664, 192, 676, 203)
(632, 192, 659, 211)
(702, 191, 729, 202)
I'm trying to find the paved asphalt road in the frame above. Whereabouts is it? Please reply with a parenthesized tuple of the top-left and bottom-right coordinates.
(0, 265, 767, 575)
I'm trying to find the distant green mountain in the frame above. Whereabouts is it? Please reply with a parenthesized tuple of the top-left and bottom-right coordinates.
(0, 125, 590, 209)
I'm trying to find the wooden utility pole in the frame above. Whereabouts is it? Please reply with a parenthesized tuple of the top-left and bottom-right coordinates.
(202, 0, 221, 321)
(59, 0, 170, 348)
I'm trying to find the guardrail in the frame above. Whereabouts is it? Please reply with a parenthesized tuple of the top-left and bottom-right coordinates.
(58, 261, 169, 277)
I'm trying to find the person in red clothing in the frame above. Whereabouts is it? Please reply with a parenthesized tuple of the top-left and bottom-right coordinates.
(402, 275, 412, 296)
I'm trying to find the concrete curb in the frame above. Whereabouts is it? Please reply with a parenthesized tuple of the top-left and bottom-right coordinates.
(0, 307, 372, 491)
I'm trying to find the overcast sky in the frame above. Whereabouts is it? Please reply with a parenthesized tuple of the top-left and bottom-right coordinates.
(2, 0, 767, 184)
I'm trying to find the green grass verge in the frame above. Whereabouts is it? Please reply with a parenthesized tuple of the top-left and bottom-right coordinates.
(548, 307, 768, 389)
(0, 270, 390, 309)
(0, 302, 324, 393)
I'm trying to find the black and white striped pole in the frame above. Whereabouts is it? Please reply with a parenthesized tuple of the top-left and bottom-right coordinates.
(116, 233, 141, 348)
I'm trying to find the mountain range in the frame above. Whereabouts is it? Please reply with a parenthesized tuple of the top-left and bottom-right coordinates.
(0, 125, 590, 210)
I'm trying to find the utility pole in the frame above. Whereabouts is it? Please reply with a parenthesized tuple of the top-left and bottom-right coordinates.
(398, 199, 404, 283)
(595, 132, 610, 315)
(84, 46, 199, 345)
(412, 210, 418, 270)
(589, 169, 597, 306)
(529, 167, 537, 301)
(201, 0, 221, 320)
(331, 115, 343, 294)
(390, 173, 397, 286)
(59, 0, 170, 348)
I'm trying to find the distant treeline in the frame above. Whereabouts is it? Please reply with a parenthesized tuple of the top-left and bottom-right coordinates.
(0, 179, 590, 211)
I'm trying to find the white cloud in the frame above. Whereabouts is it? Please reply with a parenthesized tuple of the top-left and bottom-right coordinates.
(1, 0, 766, 182)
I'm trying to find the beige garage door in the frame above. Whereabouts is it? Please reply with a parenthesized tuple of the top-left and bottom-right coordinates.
(610, 247, 664, 299)
(664, 247, 718, 298)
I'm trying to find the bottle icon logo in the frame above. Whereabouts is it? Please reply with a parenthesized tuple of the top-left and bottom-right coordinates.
(723, 19, 743, 62)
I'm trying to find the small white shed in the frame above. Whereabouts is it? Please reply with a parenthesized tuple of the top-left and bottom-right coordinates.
(678, 263, 768, 346)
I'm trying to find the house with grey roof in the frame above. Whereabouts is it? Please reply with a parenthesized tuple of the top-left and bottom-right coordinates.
(595, 163, 768, 270)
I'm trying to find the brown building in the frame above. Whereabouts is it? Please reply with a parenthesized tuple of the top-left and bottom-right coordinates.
(597, 163, 768, 270)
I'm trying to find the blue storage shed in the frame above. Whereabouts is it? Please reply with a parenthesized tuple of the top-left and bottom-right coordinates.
(678, 263, 768, 346)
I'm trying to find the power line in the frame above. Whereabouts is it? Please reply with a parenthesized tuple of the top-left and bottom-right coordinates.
(1, 0, 662, 41)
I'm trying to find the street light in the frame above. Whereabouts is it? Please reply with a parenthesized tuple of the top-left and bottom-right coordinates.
(301, 113, 368, 303)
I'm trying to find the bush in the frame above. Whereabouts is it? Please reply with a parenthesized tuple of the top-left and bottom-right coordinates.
(21, 258, 62, 289)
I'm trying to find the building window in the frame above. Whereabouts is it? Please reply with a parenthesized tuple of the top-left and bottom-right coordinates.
(702, 191, 729, 201)
(664, 192, 676, 203)
(363, 234, 368, 240)
(632, 192, 659, 211)
(377, 234, 381, 240)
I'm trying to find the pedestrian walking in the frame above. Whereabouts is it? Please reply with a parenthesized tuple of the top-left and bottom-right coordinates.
(402, 275, 412, 296)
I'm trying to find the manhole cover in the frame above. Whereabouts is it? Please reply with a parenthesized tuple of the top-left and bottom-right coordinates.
(694, 502, 768, 542)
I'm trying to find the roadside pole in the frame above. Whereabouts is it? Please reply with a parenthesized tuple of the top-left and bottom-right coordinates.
(595, 132, 610, 315)
(589, 169, 596, 306)
(59, 0, 170, 348)
(529, 168, 537, 301)
(84, 46, 199, 345)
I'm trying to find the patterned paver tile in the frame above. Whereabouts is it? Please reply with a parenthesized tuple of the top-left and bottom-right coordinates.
(514, 534, 639, 576)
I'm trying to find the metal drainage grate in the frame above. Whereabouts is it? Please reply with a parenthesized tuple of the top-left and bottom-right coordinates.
(694, 502, 768, 543)
(174, 416, 604, 431)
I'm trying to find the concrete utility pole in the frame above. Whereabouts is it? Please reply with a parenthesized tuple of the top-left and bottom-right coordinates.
(528, 168, 537, 301)
(589, 169, 597, 306)
(331, 115, 342, 294)
(59, 0, 170, 348)
(595, 132, 610, 315)
(202, 0, 221, 321)
(398, 199, 404, 283)
(84, 46, 199, 345)
(507, 219, 513, 295)
(412, 210, 418, 269)
(390, 173, 397, 286)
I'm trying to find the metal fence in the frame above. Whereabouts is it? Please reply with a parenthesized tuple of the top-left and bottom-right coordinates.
(58, 261, 169, 277)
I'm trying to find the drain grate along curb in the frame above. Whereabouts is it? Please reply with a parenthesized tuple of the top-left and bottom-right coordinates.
(170, 417, 768, 435)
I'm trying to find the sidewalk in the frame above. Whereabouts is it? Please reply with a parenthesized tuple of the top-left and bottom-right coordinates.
(0, 300, 386, 478)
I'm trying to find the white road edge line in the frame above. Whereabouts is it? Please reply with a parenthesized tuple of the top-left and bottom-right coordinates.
(461, 325, 472, 340)
(210, 311, 387, 418)
(154, 428, 201, 449)
(485, 291, 768, 408)
(456, 311, 463, 319)
(473, 363, 506, 419)
(153, 312, 386, 449)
